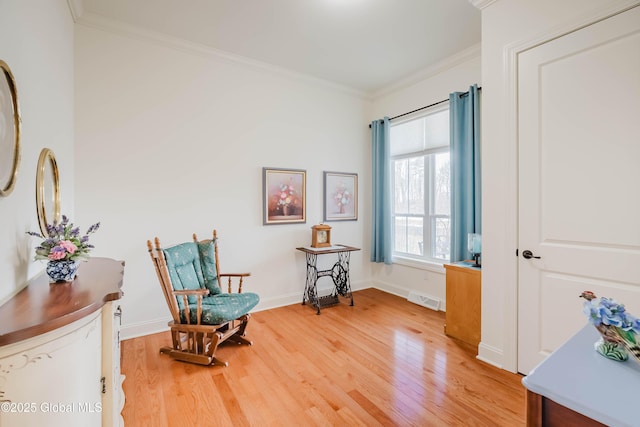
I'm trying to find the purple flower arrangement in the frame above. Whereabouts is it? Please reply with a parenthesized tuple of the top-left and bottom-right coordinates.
(27, 215, 100, 262)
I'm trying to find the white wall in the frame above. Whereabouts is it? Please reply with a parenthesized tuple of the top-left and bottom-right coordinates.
(0, 0, 75, 303)
(369, 50, 481, 310)
(479, 0, 639, 371)
(74, 23, 372, 338)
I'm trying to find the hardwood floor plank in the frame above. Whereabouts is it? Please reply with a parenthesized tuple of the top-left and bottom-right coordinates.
(121, 289, 525, 426)
(347, 389, 403, 427)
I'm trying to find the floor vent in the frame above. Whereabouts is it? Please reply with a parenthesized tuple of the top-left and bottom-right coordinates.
(407, 292, 441, 311)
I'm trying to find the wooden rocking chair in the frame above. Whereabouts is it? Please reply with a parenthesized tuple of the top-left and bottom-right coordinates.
(147, 230, 259, 366)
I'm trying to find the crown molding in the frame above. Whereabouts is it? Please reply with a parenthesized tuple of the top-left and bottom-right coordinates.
(66, 0, 84, 22)
(373, 43, 481, 99)
(469, 0, 497, 10)
(75, 12, 370, 100)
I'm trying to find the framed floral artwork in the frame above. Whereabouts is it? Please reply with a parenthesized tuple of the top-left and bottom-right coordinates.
(263, 167, 306, 225)
(324, 171, 358, 221)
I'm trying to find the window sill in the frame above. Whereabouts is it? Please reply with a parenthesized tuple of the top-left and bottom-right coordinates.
(392, 256, 446, 274)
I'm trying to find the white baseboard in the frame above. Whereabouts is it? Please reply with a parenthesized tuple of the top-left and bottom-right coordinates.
(371, 280, 445, 312)
(370, 280, 410, 299)
(120, 318, 169, 341)
(252, 292, 303, 312)
(477, 341, 510, 371)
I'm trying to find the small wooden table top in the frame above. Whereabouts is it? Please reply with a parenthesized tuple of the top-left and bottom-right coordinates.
(296, 245, 360, 255)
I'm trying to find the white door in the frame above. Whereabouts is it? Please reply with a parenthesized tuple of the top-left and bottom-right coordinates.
(517, 6, 640, 374)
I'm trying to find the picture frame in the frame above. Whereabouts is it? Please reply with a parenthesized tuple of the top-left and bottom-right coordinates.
(263, 167, 306, 225)
(324, 171, 358, 221)
(35, 148, 61, 236)
(0, 60, 21, 197)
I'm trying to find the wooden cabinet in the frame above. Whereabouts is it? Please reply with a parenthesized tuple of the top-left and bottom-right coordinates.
(444, 262, 481, 349)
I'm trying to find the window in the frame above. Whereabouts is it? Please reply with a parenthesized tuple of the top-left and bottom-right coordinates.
(390, 104, 450, 263)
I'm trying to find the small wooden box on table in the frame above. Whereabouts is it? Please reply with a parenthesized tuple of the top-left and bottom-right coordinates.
(296, 245, 360, 314)
(443, 261, 481, 349)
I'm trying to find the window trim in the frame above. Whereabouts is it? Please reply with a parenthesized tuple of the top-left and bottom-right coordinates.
(392, 254, 446, 273)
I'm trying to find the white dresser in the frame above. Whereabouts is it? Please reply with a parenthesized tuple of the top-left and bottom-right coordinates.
(522, 325, 638, 426)
(0, 257, 125, 426)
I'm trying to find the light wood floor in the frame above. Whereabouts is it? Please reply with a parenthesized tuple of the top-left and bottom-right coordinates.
(121, 288, 525, 426)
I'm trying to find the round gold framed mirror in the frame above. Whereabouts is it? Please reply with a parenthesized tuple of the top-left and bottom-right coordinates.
(0, 60, 21, 197)
(36, 148, 60, 236)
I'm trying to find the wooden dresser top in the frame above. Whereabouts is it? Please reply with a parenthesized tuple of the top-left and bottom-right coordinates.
(0, 257, 124, 346)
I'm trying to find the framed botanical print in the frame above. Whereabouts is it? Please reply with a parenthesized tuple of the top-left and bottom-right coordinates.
(324, 171, 357, 221)
(263, 167, 306, 225)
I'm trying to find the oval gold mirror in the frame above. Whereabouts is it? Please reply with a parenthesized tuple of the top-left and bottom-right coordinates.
(0, 60, 21, 197)
(36, 148, 60, 236)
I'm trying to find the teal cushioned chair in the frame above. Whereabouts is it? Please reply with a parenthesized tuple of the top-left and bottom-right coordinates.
(147, 230, 259, 367)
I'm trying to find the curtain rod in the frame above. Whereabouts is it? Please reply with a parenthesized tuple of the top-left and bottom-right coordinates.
(369, 86, 481, 128)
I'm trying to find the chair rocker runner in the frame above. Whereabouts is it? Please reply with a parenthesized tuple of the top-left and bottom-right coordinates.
(147, 230, 259, 366)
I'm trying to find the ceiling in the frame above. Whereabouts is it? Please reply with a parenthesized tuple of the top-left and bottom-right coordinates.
(77, 0, 481, 95)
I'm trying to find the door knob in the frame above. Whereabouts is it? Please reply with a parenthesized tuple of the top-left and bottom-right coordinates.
(522, 250, 541, 259)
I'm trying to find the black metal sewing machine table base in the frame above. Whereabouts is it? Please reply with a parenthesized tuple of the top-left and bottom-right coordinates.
(296, 245, 361, 314)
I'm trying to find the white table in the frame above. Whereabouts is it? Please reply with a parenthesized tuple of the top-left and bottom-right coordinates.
(522, 325, 639, 426)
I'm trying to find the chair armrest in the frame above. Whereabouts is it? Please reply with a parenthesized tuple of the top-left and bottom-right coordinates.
(172, 289, 210, 296)
(219, 273, 251, 293)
